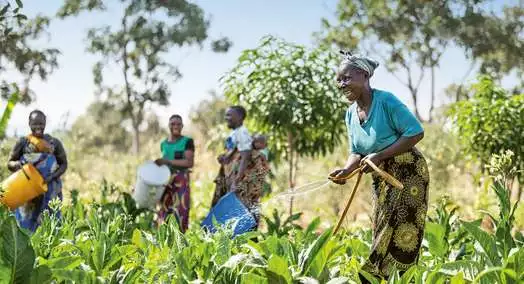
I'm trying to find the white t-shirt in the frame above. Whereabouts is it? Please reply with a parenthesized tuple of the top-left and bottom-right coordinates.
(226, 125, 253, 152)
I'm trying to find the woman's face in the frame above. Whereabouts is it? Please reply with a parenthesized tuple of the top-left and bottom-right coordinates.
(169, 117, 183, 136)
(336, 64, 368, 102)
(29, 114, 46, 137)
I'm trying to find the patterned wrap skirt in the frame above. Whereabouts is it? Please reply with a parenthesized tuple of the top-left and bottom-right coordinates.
(212, 150, 270, 223)
(157, 171, 191, 232)
(361, 148, 429, 279)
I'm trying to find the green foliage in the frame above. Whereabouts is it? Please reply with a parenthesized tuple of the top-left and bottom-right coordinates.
(0, 217, 35, 284)
(222, 35, 346, 164)
(189, 90, 229, 147)
(320, 0, 523, 119)
(448, 76, 524, 183)
(0, 167, 523, 283)
(57, 0, 231, 153)
(0, 87, 19, 140)
(0, 0, 60, 104)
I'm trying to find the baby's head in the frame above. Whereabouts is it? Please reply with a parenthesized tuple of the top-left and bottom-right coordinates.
(253, 134, 267, 150)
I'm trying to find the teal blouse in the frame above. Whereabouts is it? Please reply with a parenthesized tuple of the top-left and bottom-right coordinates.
(345, 89, 423, 155)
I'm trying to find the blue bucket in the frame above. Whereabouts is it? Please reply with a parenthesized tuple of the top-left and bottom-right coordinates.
(201, 192, 257, 237)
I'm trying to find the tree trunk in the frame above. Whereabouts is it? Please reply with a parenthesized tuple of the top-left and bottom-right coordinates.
(121, 15, 140, 154)
(409, 87, 423, 121)
(428, 65, 435, 122)
(288, 132, 295, 216)
(131, 122, 140, 155)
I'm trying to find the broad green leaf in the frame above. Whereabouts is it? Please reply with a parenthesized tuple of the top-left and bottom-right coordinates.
(267, 255, 291, 284)
(298, 228, 332, 275)
(399, 265, 425, 284)
(425, 222, 449, 258)
(0, 265, 11, 283)
(131, 229, 145, 251)
(51, 269, 97, 283)
(424, 271, 447, 284)
(30, 265, 52, 284)
(242, 272, 268, 284)
(222, 253, 249, 269)
(439, 260, 481, 281)
(305, 217, 321, 237)
(308, 239, 338, 281)
(0, 218, 35, 284)
(38, 256, 83, 270)
(450, 272, 465, 284)
(462, 221, 500, 266)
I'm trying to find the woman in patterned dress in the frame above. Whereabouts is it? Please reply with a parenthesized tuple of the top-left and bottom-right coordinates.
(7, 110, 68, 232)
(211, 106, 269, 226)
(329, 52, 429, 281)
(154, 114, 195, 232)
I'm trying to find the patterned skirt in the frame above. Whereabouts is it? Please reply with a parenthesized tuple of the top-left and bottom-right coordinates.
(212, 150, 270, 222)
(361, 148, 429, 280)
(157, 171, 191, 232)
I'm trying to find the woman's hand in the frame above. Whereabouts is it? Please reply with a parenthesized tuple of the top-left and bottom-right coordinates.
(154, 159, 170, 166)
(329, 168, 352, 185)
(360, 153, 383, 173)
(11, 161, 23, 171)
(217, 154, 230, 165)
(44, 174, 55, 185)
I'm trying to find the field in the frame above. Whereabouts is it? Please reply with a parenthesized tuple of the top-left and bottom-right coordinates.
(0, 126, 523, 283)
(1, 0, 523, 282)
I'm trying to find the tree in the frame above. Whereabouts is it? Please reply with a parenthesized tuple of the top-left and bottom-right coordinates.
(447, 75, 524, 200)
(70, 101, 130, 151)
(319, 0, 523, 121)
(189, 90, 228, 142)
(222, 36, 347, 214)
(0, 0, 59, 106)
(57, 0, 232, 154)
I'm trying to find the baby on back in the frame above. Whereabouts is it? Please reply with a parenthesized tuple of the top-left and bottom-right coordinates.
(252, 134, 268, 160)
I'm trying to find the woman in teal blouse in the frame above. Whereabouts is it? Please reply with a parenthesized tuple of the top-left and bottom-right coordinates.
(154, 114, 195, 232)
(330, 51, 429, 282)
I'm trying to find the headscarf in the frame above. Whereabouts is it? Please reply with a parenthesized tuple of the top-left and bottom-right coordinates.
(339, 50, 379, 77)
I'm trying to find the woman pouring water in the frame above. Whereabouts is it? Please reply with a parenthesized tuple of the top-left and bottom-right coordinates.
(7, 110, 68, 232)
(154, 114, 195, 232)
(329, 51, 429, 281)
(211, 106, 269, 227)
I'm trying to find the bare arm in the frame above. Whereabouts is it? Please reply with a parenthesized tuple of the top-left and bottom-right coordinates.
(51, 139, 68, 179)
(376, 133, 424, 161)
(169, 150, 194, 168)
(344, 153, 362, 173)
(361, 132, 424, 171)
(7, 138, 25, 172)
(236, 150, 251, 181)
(329, 153, 362, 185)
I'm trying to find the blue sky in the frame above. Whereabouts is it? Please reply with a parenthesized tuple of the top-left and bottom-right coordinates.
(2, 0, 519, 136)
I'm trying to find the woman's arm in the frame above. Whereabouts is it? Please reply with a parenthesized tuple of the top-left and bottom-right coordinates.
(236, 150, 251, 182)
(329, 153, 362, 185)
(360, 132, 423, 172)
(50, 139, 68, 180)
(378, 133, 423, 160)
(7, 138, 25, 172)
(169, 150, 194, 168)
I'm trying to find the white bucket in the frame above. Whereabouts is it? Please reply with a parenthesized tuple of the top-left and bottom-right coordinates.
(132, 161, 171, 209)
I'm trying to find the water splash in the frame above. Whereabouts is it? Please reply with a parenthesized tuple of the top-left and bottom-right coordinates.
(262, 179, 331, 204)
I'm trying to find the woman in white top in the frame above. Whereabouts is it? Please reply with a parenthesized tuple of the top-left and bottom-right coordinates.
(211, 106, 270, 226)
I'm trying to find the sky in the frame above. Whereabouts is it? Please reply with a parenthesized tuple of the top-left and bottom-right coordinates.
(2, 0, 520, 136)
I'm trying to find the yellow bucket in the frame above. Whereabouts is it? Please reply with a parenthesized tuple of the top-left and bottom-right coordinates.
(0, 163, 48, 210)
